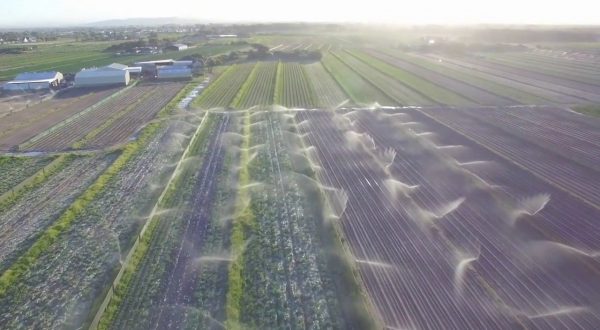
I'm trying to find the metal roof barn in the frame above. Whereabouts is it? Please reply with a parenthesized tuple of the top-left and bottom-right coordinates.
(157, 66, 192, 80)
(75, 64, 130, 87)
(3, 71, 63, 91)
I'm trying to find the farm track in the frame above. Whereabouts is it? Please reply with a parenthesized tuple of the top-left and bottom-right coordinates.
(0, 87, 121, 150)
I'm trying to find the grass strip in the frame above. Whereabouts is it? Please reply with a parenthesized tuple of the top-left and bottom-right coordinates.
(273, 61, 284, 106)
(572, 104, 600, 117)
(225, 111, 253, 330)
(231, 63, 260, 109)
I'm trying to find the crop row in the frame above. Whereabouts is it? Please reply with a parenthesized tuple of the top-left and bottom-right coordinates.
(321, 53, 394, 106)
(23, 85, 157, 151)
(486, 53, 600, 88)
(296, 109, 600, 329)
(233, 61, 278, 109)
(419, 107, 600, 208)
(193, 63, 256, 109)
(333, 51, 435, 106)
(370, 49, 547, 105)
(84, 82, 185, 149)
(342, 50, 469, 106)
(438, 55, 600, 103)
(0, 154, 113, 275)
(303, 62, 350, 109)
(446, 106, 600, 171)
(0, 87, 121, 151)
(275, 62, 317, 109)
(0, 155, 55, 195)
(99, 113, 230, 329)
(226, 111, 350, 329)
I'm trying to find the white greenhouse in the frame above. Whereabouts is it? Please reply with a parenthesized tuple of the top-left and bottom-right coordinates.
(74, 63, 130, 87)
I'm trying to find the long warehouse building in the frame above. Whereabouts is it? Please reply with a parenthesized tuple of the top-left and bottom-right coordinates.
(75, 63, 131, 87)
(3, 71, 63, 91)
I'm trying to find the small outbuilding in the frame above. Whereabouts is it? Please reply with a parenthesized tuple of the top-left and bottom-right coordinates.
(75, 63, 130, 87)
(167, 43, 188, 51)
(3, 71, 63, 91)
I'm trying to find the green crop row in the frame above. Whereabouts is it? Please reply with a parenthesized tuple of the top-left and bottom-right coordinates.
(321, 53, 393, 106)
(193, 63, 256, 109)
(273, 61, 284, 105)
(226, 111, 253, 330)
(230, 63, 260, 109)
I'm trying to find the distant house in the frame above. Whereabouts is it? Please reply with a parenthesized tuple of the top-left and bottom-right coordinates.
(3, 71, 63, 91)
(167, 43, 188, 51)
(74, 63, 130, 87)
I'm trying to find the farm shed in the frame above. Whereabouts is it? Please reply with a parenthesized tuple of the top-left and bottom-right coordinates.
(157, 65, 192, 80)
(3, 71, 63, 91)
(75, 63, 130, 87)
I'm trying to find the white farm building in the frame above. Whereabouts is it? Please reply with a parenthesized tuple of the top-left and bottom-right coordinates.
(75, 63, 130, 87)
(3, 71, 63, 91)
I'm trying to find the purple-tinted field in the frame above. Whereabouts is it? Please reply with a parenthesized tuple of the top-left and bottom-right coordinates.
(296, 107, 600, 330)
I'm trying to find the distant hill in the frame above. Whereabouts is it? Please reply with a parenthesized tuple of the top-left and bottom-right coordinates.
(85, 17, 208, 27)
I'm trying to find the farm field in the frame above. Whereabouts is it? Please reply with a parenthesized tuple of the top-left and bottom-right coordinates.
(0, 42, 247, 81)
(296, 107, 600, 329)
(2, 32, 600, 330)
(22, 82, 185, 151)
(0, 87, 122, 151)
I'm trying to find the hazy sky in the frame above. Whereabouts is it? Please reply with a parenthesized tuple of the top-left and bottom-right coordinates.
(1, 0, 599, 27)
